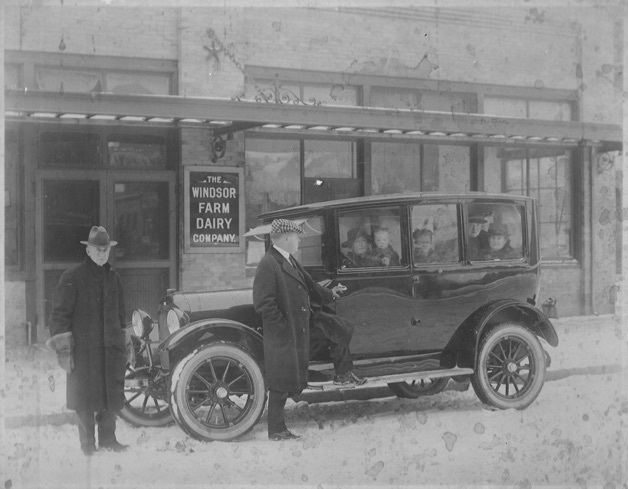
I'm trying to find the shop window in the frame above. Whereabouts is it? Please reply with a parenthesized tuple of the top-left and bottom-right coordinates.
(105, 72, 171, 95)
(370, 86, 477, 112)
(43, 180, 100, 262)
(304, 140, 356, 178)
(244, 138, 300, 265)
(371, 142, 470, 194)
(108, 135, 167, 168)
(5, 128, 22, 269)
(338, 206, 404, 268)
(114, 182, 170, 260)
(484, 146, 574, 260)
(5, 64, 21, 89)
(35, 67, 172, 95)
(484, 97, 573, 121)
(40, 132, 101, 167)
(303, 83, 358, 106)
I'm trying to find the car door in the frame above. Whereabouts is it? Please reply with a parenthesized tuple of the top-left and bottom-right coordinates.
(408, 201, 466, 350)
(332, 204, 419, 356)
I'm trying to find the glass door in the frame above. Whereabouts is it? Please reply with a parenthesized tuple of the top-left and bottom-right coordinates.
(108, 172, 176, 325)
(39, 171, 106, 329)
(37, 170, 176, 333)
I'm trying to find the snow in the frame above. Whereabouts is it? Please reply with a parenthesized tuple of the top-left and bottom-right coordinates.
(2, 315, 626, 489)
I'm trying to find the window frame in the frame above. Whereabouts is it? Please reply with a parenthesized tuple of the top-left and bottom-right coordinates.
(4, 126, 25, 276)
(5, 50, 178, 95)
(499, 147, 579, 262)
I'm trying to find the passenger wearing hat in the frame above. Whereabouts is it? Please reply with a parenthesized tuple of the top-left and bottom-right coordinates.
(253, 219, 366, 441)
(341, 228, 379, 268)
(48, 226, 128, 455)
(482, 223, 519, 260)
(467, 215, 489, 260)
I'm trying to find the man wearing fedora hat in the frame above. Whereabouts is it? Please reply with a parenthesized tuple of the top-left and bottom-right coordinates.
(48, 226, 129, 455)
(253, 219, 366, 441)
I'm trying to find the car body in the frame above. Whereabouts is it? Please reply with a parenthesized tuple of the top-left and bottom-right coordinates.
(123, 192, 558, 441)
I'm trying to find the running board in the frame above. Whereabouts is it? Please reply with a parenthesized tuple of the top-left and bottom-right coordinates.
(306, 367, 474, 391)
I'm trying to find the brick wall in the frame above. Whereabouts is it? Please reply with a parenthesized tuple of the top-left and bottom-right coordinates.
(5, 6, 178, 59)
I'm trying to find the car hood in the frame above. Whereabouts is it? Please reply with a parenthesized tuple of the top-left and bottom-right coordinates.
(169, 288, 254, 315)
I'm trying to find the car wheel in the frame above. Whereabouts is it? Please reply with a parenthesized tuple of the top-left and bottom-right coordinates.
(170, 342, 267, 442)
(471, 323, 546, 410)
(388, 377, 449, 399)
(119, 363, 173, 427)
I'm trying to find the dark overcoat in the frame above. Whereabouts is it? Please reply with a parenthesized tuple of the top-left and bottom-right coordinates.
(49, 256, 127, 412)
(253, 247, 333, 392)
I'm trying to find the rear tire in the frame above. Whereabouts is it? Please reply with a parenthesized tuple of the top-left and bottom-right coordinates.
(471, 323, 546, 410)
(170, 342, 266, 442)
(388, 377, 449, 399)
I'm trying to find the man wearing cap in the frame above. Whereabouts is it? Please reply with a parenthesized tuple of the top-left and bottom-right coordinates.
(253, 218, 365, 441)
(48, 226, 128, 455)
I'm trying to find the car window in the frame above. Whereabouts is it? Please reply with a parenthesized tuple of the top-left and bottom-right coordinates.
(338, 206, 404, 268)
(296, 215, 324, 266)
(410, 203, 459, 265)
(467, 203, 525, 261)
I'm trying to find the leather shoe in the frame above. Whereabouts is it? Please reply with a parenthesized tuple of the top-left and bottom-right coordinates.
(99, 440, 129, 452)
(81, 444, 97, 456)
(269, 430, 301, 441)
(333, 370, 367, 386)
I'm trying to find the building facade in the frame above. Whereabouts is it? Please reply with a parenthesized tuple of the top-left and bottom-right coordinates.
(3, 3, 623, 346)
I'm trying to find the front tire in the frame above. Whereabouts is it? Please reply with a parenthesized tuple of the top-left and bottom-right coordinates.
(170, 342, 266, 442)
(388, 377, 449, 398)
(471, 323, 546, 410)
(119, 338, 173, 427)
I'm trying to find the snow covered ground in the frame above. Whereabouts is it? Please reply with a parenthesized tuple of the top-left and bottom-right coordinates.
(2, 315, 626, 489)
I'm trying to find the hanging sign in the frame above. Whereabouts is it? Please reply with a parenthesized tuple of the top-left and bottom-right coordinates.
(184, 166, 244, 253)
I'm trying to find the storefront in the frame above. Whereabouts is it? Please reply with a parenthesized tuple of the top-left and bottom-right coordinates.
(3, 5, 623, 347)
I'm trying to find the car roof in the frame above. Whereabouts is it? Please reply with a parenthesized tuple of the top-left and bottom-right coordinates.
(259, 192, 534, 221)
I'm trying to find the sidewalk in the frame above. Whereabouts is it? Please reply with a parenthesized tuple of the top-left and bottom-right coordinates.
(2, 314, 623, 429)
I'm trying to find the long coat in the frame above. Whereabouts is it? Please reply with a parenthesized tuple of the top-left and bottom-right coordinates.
(253, 247, 333, 393)
(49, 256, 127, 412)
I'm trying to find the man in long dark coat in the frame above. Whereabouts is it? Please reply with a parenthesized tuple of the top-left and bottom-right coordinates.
(48, 226, 128, 456)
(253, 219, 365, 441)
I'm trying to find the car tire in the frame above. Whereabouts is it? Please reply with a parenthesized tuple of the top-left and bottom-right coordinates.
(170, 342, 267, 442)
(388, 377, 449, 399)
(471, 323, 546, 410)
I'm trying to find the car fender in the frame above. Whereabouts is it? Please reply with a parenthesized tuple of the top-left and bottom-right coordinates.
(443, 299, 558, 369)
(159, 319, 264, 371)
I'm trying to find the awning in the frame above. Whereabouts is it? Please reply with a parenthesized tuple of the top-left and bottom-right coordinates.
(5, 89, 622, 148)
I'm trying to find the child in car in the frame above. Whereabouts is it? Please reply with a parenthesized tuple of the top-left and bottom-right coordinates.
(369, 228, 400, 266)
(412, 228, 437, 263)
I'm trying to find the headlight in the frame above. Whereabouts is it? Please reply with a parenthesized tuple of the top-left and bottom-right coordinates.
(166, 308, 187, 334)
(132, 310, 153, 338)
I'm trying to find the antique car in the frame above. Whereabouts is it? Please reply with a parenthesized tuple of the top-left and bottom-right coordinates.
(121, 192, 558, 442)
